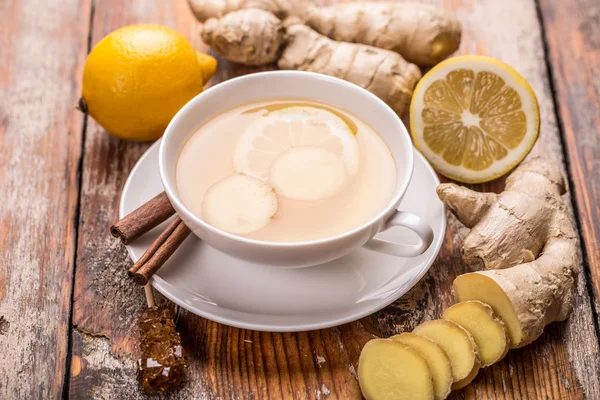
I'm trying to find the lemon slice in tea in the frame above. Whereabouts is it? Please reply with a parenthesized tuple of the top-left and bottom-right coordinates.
(234, 106, 359, 182)
(410, 56, 540, 183)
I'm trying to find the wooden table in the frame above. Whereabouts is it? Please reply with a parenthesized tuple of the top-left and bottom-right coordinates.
(1, 0, 599, 398)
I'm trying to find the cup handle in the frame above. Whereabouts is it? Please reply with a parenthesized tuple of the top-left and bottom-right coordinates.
(364, 211, 434, 257)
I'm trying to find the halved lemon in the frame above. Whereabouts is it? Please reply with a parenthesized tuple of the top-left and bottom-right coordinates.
(233, 106, 359, 182)
(410, 56, 540, 183)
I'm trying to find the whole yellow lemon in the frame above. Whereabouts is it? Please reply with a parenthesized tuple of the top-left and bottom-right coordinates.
(81, 24, 217, 141)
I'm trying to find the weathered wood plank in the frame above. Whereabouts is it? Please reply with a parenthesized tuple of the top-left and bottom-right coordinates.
(69, 0, 600, 399)
(68, 0, 205, 395)
(0, 0, 91, 398)
(538, 0, 600, 325)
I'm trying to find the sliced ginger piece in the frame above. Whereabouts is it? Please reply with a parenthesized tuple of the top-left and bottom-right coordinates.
(443, 301, 509, 366)
(358, 339, 434, 400)
(453, 273, 526, 348)
(201, 174, 277, 234)
(391, 333, 452, 400)
(413, 319, 480, 390)
(269, 146, 347, 201)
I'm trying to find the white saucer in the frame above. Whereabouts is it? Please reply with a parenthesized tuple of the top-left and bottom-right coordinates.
(120, 140, 446, 332)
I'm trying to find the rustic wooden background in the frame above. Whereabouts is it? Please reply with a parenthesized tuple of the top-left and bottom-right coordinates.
(1, 0, 599, 399)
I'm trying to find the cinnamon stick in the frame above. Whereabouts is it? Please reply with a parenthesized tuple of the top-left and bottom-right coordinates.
(111, 191, 175, 244)
(128, 217, 182, 273)
(129, 217, 191, 285)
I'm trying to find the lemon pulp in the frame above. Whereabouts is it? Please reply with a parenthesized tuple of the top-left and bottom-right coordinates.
(410, 56, 539, 183)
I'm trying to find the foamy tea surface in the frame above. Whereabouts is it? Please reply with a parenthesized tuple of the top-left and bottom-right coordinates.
(176, 100, 396, 242)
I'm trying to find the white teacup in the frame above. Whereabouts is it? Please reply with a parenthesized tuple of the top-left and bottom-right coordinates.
(160, 71, 434, 268)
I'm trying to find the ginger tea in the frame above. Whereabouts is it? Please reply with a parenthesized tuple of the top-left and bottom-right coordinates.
(176, 100, 397, 242)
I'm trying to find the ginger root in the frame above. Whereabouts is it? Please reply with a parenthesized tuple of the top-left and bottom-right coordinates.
(358, 339, 434, 400)
(188, 0, 297, 21)
(202, 9, 285, 65)
(391, 333, 452, 400)
(279, 23, 422, 115)
(200, 8, 422, 115)
(356, 158, 579, 397)
(443, 301, 509, 366)
(438, 157, 578, 348)
(189, 0, 461, 66)
(301, 2, 462, 66)
(413, 319, 480, 390)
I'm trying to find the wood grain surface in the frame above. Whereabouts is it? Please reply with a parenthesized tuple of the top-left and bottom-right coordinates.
(0, 0, 91, 397)
(538, 0, 600, 323)
(0, 0, 599, 399)
(67, 0, 600, 399)
(68, 2, 203, 397)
